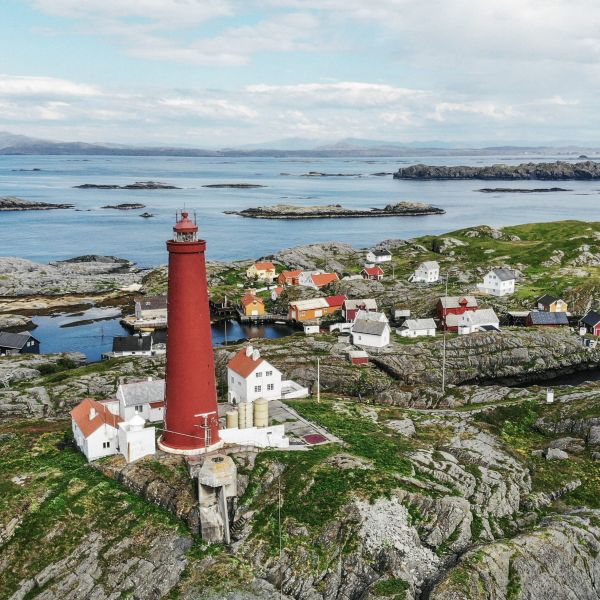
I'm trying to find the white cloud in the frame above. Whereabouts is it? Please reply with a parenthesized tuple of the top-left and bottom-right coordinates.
(0, 75, 99, 97)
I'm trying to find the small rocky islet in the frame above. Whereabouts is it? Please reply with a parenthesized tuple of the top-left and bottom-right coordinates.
(74, 181, 180, 190)
(225, 201, 445, 219)
(394, 160, 600, 180)
(0, 196, 74, 211)
(101, 203, 146, 210)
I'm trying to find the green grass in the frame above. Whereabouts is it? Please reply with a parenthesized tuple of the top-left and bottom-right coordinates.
(372, 577, 409, 598)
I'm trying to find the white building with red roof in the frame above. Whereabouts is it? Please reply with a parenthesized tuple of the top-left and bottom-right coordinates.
(227, 346, 282, 404)
(362, 266, 384, 281)
(71, 398, 123, 462)
(227, 345, 308, 405)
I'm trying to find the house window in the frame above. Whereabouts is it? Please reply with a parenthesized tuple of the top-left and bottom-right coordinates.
(231, 376, 234, 383)
(267, 384, 274, 391)
(135, 405, 143, 413)
(266, 370, 273, 376)
(256, 372, 262, 378)
(103, 441, 110, 449)
(254, 385, 262, 392)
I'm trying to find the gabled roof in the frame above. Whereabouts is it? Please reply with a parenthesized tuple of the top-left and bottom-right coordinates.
(529, 311, 569, 325)
(241, 293, 264, 306)
(311, 273, 339, 287)
(227, 347, 276, 378)
(439, 296, 478, 309)
(369, 249, 391, 257)
(0, 331, 37, 350)
(135, 295, 167, 310)
(352, 319, 389, 336)
(325, 295, 347, 308)
(490, 268, 515, 281)
(362, 266, 384, 276)
(536, 294, 559, 305)
(289, 298, 330, 311)
(418, 261, 440, 270)
(402, 318, 436, 330)
(117, 379, 165, 407)
(355, 310, 388, 323)
(272, 286, 284, 296)
(112, 335, 152, 353)
(343, 298, 378, 311)
(279, 269, 302, 279)
(460, 308, 499, 326)
(581, 310, 600, 327)
(71, 398, 122, 438)
(253, 261, 275, 271)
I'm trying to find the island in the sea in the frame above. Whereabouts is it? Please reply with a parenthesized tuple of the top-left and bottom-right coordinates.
(477, 187, 571, 193)
(225, 201, 445, 219)
(0, 196, 74, 211)
(394, 160, 600, 180)
(101, 203, 146, 210)
(202, 183, 265, 188)
(74, 181, 180, 190)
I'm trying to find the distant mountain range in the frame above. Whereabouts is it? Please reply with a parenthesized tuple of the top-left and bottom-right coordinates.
(0, 131, 599, 158)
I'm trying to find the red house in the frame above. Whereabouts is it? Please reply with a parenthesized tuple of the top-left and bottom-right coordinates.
(362, 266, 384, 281)
(278, 270, 302, 286)
(580, 311, 600, 336)
(437, 296, 478, 331)
(325, 295, 347, 311)
(348, 350, 369, 365)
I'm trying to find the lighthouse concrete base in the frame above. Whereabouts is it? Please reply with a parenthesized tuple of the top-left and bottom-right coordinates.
(158, 436, 224, 456)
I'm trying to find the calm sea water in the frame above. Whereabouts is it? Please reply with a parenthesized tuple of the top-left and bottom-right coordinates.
(2, 154, 599, 267)
(32, 307, 295, 362)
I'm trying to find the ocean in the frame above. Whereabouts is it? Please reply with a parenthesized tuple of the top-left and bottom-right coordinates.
(2, 154, 598, 268)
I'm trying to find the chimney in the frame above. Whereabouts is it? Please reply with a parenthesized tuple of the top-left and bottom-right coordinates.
(252, 349, 260, 361)
(245, 346, 253, 357)
(89, 407, 97, 420)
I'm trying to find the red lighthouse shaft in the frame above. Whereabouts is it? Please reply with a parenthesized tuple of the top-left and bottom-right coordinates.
(160, 212, 220, 453)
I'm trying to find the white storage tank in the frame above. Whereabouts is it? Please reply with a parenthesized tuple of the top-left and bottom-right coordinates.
(238, 403, 247, 429)
(244, 400, 254, 428)
(226, 410, 239, 429)
(254, 398, 269, 428)
(546, 388, 554, 404)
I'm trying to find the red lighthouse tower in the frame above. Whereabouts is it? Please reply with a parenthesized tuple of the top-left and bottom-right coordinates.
(159, 211, 221, 454)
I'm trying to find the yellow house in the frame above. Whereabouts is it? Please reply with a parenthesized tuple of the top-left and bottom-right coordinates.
(246, 261, 277, 282)
(537, 295, 568, 313)
(241, 293, 265, 317)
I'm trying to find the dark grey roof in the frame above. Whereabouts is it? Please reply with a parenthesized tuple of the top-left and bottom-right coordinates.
(370, 249, 391, 256)
(536, 294, 558, 305)
(529, 311, 569, 325)
(0, 331, 37, 349)
(581, 311, 600, 327)
(352, 319, 389, 336)
(136, 295, 167, 310)
(492, 268, 515, 281)
(112, 335, 152, 353)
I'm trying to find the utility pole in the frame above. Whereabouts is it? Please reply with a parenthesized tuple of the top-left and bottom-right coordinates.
(317, 357, 321, 403)
(442, 272, 448, 395)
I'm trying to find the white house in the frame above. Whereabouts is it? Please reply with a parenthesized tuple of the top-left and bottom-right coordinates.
(133, 295, 168, 328)
(398, 318, 437, 338)
(227, 346, 308, 404)
(303, 324, 320, 335)
(71, 398, 122, 462)
(227, 346, 283, 404)
(116, 379, 165, 422)
(477, 268, 515, 297)
(352, 318, 391, 348)
(410, 261, 440, 283)
(117, 415, 156, 463)
(448, 308, 500, 335)
(366, 249, 392, 264)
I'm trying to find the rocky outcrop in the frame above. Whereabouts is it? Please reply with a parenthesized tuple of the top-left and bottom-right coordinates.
(74, 181, 179, 189)
(271, 241, 359, 271)
(225, 201, 444, 219)
(477, 187, 570, 193)
(430, 512, 600, 600)
(101, 203, 146, 210)
(394, 160, 600, 180)
(0, 196, 73, 211)
(0, 255, 142, 296)
(0, 314, 34, 331)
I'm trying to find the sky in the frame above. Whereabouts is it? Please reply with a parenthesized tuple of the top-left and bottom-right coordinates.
(0, 0, 599, 147)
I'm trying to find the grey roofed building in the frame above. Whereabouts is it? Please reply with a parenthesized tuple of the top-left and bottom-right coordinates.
(528, 311, 569, 326)
(135, 295, 167, 310)
(446, 308, 499, 329)
(116, 379, 165, 407)
(420, 260, 439, 269)
(0, 331, 38, 350)
(492, 268, 515, 281)
(536, 294, 558, 305)
(112, 335, 152, 353)
(370, 249, 391, 257)
(439, 295, 478, 309)
(581, 311, 600, 327)
(402, 318, 437, 330)
(352, 319, 389, 336)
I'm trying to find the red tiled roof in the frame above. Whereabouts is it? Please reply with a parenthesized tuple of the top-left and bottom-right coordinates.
(71, 398, 122, 438)
(254, 261, 275, 271)
(325, 295, 347, 308)
(149, 401, 165, 408)
(228, 348, 264, 378)
(311, 273, 339, 287)
(241, 293, 264, 306)
(273, 286, 284, 296)
(280, 269, 302, 280)
(363, 266, 384, 276)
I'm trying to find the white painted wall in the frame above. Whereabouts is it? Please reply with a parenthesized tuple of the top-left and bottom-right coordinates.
(118, 420, 156, 463)
(352, 326, 390, 348)
(227, 361, 282, 404)
(478, 272, 515, 296)
(219, 424, 289, 448)
(72, 421, 119, 462)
